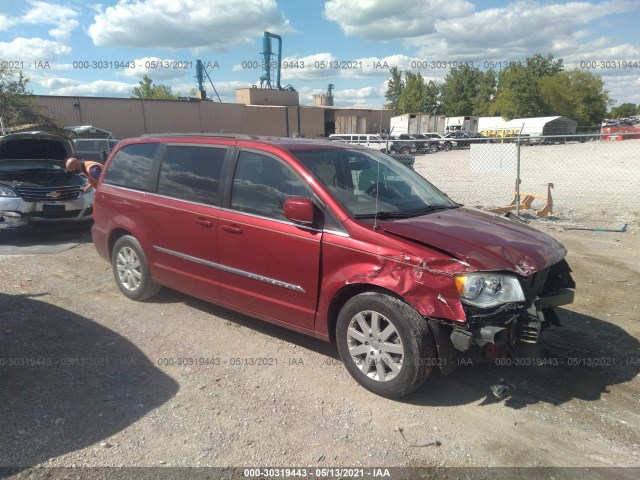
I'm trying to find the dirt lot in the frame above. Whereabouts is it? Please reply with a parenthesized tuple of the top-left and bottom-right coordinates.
(1, 216, 639, 478)
(417, 139, 640, 229)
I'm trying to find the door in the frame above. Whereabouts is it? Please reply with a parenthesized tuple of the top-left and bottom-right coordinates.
(217, 149, 322, 330)
(144, 144, 227, 302)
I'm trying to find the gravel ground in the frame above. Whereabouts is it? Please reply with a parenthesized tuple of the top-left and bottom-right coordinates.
(1, 203, 639, 478)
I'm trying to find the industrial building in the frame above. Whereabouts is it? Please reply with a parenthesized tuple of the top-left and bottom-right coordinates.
(32, 91, 393, 141)
(29, 32, 394, 141)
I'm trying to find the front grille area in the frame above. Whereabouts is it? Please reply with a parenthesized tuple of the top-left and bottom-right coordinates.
(16, 185, 81, 202)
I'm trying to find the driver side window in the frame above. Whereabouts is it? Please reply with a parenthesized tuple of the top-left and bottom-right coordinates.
(230, 151, 311, 221)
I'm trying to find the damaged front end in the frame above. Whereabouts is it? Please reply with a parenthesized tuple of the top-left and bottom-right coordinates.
(444, 259, 575, 364)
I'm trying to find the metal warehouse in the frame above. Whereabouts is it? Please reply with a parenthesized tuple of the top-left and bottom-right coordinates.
(33, 90, 394, 141)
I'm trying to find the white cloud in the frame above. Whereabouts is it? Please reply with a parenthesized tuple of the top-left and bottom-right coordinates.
(116, 57, 193, 81)
(0, 37, 71, 61)
(600, 74, 640, 106)
(0, 14, 16, 31)
(19, 0, 80, 41)
(262, 54, 418, 83)
(412, 1, 640, 61)
(323, 0, 474, 41)
(88, 0, 293, 51)
(39, 78, 136, 96)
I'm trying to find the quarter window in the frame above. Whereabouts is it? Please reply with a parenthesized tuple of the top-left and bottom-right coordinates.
(157, 145, 226, 205)
(230, 151, 310, 221)
(103, 143, 158, 190)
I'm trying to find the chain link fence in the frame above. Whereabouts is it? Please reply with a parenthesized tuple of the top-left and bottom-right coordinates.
(413, 133, 640, 229)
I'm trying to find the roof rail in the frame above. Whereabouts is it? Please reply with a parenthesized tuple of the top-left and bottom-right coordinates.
(141, 133, 260, 140)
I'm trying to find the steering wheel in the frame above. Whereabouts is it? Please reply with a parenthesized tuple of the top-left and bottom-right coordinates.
(365, 182, 402, 199)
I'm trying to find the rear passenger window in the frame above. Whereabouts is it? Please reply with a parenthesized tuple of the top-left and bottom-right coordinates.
(231, 151, 310, 221)
(157, 145, 226, 205)
(103, 143, 158, 190)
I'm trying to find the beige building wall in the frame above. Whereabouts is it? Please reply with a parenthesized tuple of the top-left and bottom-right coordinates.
(236, 88, 299, 106)
(80, 98, 147, 138)
(299, 108, 325, 137)
(143, 100, 200, 134)
(199, 103, 245, 134)
(34, 96, 392, 140)
(241, 106, 288, 136)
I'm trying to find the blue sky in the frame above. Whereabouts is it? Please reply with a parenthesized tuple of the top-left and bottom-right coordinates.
(1, 0, 639, 108)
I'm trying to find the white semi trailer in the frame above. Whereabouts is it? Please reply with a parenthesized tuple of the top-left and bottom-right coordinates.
(444, 116, 479, 133)
(389, 113, 446, 135)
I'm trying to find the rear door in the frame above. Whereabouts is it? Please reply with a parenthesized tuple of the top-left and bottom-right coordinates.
(216, 148, 322, 331)
(144, 143, 229, 302)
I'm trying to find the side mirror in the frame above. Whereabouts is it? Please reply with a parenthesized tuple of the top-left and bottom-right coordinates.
(284, 197, 315, 225)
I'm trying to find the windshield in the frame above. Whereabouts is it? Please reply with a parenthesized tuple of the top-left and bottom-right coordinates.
(292, 148, 457, 219)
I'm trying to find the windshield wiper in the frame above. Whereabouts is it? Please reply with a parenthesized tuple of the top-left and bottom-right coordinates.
(354, 211, 413, 220)
(407, 205, 459, 217)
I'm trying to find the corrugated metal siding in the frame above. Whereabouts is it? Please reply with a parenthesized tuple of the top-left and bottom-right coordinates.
(200, 103, 244, 133)
(79, 98, 146, 139)
(243, 106, 288, 136)
(33, 95, 393, 139)
(36, 96, 83, 126)
(299, 108, 324, 137)
(143, 100, 200, 134)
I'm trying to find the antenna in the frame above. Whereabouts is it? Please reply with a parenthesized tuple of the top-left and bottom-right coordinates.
(373, 157, 381, 231)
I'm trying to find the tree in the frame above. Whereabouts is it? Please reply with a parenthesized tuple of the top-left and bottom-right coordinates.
(492, 63, 545, 119)
(441, 64, 496, 116)
(384, 67, 403, 112)
(131, 74, 177, 100)
(524, 53, 563, 78)
(492, 53, 565, 120)
(423, 80, 442, 115)
(609, 102, 638, 118)
(538, 72, 575, 118)
(385, 69, 441, 115)
(563, 69, 611, 127)
(0, 62, 52, 130)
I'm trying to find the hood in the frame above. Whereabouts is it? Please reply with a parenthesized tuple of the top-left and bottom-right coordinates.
(378, 207, 566, 276)
(0, 132, 73, 167)
(0, 169, 86, 187)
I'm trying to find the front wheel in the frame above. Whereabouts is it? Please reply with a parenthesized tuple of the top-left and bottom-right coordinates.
(336, 292, 436, 398)
(442, 142, 452, 151)
(429, 143, 439, 154)
(111, 235, 161, 301)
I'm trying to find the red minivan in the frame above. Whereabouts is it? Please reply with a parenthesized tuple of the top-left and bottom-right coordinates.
(92, 134, 575, 398)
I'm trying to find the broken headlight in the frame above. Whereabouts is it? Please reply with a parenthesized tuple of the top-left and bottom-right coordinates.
(454, 273, 525, 308)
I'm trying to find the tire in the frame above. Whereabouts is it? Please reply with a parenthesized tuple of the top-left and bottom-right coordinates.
(442, 142, 452, 151)
(429, 143, 439, 154)
(336, 292, 436, 398)
(400, 146, 411, 154)
(111, 235, 161, 301)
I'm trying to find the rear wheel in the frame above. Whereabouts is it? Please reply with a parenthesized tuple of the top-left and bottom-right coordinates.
(429, 143, 439, 154)
(336, 292, 436, 398)
(111, 235, 161, 301)
(400, 146, 411, 154)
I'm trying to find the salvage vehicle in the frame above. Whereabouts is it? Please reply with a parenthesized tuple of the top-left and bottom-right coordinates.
(92, 134, 575, 398)
(0, 132, 94, 228)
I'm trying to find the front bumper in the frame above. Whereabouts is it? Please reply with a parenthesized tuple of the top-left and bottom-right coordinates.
(448, 260, 576, 351)
(0, 190, 94, 228)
